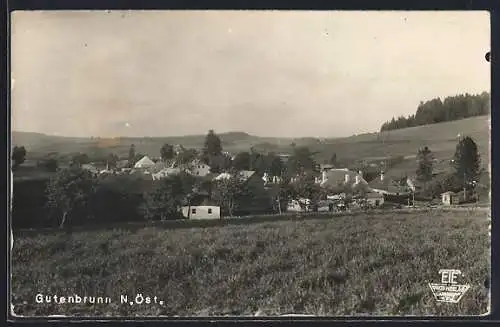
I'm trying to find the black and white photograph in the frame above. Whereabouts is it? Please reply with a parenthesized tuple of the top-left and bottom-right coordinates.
(10, 10, 491, 317)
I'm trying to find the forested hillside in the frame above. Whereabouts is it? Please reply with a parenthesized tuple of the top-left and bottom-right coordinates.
(380, 92, 490, 132)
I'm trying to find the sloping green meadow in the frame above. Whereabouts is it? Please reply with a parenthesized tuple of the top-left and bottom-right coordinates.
(12, 210, 490, 317)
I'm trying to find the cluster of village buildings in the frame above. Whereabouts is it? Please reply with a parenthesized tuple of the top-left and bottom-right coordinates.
(76, 151, 444, 220)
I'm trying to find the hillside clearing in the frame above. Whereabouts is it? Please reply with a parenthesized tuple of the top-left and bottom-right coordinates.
(12, 210, 490, 317)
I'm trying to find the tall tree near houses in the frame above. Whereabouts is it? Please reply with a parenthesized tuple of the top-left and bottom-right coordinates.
(416, 146, 434, 190)
(160, 143, 174, 161)
(233, 152, 251, 171)
(139, 174, 187, 221)
(293, 174, 322, 201)
(106, 153, 119, 169)
(207, 154, 224, 174)
(452, 136, 481, 186)
(203, 129, 223, 157)
(249, 150, 266, 175)
(287, 146, 316, 176)
(41, 158, 59, 172)
(45, 167, 98, 228)
(221, 152, 233, 171)
(329, 153, 338, 167)
(177, 148, 198, 173)
(268, 155, 285, 178)
(70, 153, 90, 168)
(212, 169, 247, 217)
(128, 144, 136, 166)
(271, 176, 293, 214)
(202, 129, 223, 167)
(178, 172, 198, 219)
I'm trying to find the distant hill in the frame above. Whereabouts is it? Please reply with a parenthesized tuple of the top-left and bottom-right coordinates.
(11, 130, 321, 160)
(12, 116, 490, 174)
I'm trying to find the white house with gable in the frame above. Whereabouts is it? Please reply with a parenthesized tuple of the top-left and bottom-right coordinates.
(134, 156, 155, 169)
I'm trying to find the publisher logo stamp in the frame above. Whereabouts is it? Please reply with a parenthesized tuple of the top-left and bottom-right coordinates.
(428, 269, 470, 303)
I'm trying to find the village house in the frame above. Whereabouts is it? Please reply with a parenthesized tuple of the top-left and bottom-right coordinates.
(115, 159, 129, 170)
(287, 198, 311, 212)
(316, 200, 334, 212)
(222, 151, 233, 158)
(441, 190, 475, 206)
(318, 168, 370, 194)
(287, 197, 336, 213)
(327, 193, 346, 201)
(213, 170, 266, 192)
(368, 172, 411, 195)
(368, 172, 415, 205)
(262, 172, 282, 185)
(214, 170, 257, 182)
(152, 167, 182, 180)
(149, 159, 177, 172)
(181, 198, 221, 220)
(188, 159, 211, 177)
(441, 191, 460, 205)
(173, 144, 184, 156)
(277, 153, 291, 163)
(148, 159, 177, 180)
(149, 159, 213, 180)
(81, 163, 99, 175)
(365, 192, 385, 207)
(134, 156, 155, 169)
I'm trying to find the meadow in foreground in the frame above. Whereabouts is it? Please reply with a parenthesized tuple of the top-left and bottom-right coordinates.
(11, 210, 490, 316)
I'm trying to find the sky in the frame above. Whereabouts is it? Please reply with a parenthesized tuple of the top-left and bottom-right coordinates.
(11, 11, 490, 138)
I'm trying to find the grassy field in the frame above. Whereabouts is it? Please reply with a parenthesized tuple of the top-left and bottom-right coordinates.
(11, 210, 490, 317)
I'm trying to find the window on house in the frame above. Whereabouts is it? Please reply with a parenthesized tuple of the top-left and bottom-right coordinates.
(375, 200, 380, 206)
(192, 208, 196, 214)
(208, 208, 212, 214)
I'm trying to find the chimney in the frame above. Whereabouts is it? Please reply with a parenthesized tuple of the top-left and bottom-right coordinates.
(358, 170, 363, 178)
(345, 173, 350, 183)
(355, 175, 361, 184)
(322, 170, 327, 183)
(380, 172, 385, 182)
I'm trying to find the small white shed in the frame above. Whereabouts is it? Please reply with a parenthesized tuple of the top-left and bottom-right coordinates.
(181, 199, 221, 220)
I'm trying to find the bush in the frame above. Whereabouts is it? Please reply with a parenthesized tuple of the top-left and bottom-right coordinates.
(92, 185, 145, 223)
(421, 173, 463, 199)
(37, 158, 58, 172)
(12, 179, 53, 229)
(12, 173, 149, 229)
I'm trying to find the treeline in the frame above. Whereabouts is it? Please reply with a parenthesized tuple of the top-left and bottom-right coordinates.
(380, 92, 490, 132)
